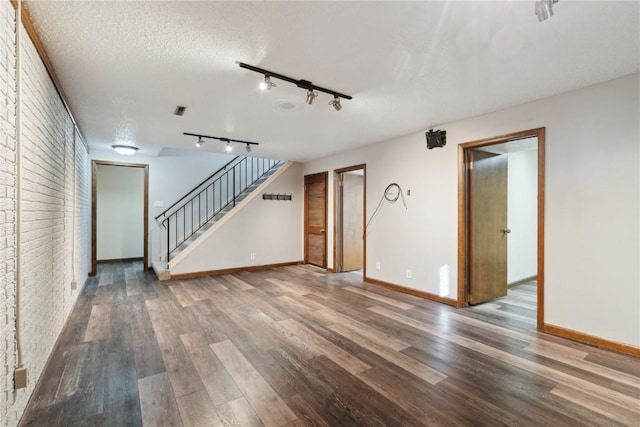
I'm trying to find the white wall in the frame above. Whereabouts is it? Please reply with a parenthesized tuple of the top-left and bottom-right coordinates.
(304, 73, 640, 347)
(2, 5, 92, 424)
(170, 162, 304, 275)
(0, 1, 18, 424)
(96, 164, 144, 260)
(89, 150, 236, 262)
(507, 149, 538, 283)
(304, 130, 459, 299)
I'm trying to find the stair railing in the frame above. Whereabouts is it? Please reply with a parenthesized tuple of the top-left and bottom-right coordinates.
(156, 157, 282, 261)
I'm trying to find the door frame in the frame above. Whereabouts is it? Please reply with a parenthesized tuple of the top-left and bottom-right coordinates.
(303, 171, 328, 268)
(91, 160, 149, 276)
(333, 164, 366, 275)
(457, 127, 545, 330)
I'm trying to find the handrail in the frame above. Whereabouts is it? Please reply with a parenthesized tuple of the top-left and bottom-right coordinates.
(155, 155, 240, 221)
(160, 157, 283, 262)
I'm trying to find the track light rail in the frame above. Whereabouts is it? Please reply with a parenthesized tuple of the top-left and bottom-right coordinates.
(237, 62, 353, 100)
(183, 132, 259, 146)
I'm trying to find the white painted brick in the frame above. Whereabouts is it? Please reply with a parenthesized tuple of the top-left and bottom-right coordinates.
(0, 1, 16, 425)
(0, 3, 91, 425)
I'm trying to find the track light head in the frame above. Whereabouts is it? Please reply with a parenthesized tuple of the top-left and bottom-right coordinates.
(306, 89, 318, 105)
(535, 0, 558, 22)
(329, 96, 342, 111)
(196, 136, 203, 148)
(259, 75, 276, 91)
(225, 141, 232, 152)
(245, 143, 252, 153)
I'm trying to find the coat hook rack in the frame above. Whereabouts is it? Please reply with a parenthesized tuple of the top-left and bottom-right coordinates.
(263, 193, 293, 201)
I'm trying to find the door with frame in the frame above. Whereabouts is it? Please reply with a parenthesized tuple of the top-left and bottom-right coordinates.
(91, 160, 149, 276)
(334, 164, 366, 274)
(304, 172, 328, 268)
(458, 128, 545, 329)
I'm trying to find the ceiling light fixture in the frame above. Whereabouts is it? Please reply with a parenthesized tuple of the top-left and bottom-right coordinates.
(111, 144, 139, 156)
(535, 0, 558, 22)
(184, 132, 259, 153)
(306, 89, 318, 105)
(329, 95, 342, 111)
(237, 61, 352, 110)
(259, 75, 276, 91)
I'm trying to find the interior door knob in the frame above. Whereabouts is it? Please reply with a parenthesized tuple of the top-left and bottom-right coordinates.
(501, 228, 511, 234)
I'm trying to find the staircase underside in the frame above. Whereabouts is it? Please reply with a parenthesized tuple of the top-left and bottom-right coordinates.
(154, 161, 292, 280)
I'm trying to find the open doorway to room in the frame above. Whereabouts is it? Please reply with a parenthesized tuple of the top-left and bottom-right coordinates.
(334, 165, 366, 275)
(458, 128, 545, 329)
(91, 160, 149, 276)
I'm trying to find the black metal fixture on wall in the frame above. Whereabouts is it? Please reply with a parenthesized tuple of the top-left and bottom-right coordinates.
(426, 129, 447, 150)
(236, 62, 352, 110)
(184, 132, 259, 153)
(262, 193, 293, 201)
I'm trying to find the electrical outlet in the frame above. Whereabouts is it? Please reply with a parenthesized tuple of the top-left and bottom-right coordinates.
(406, 269, 412, 279)
(70, 281, 77, 291)
(14, 366, 27, 389)
(250, 253, 255, 260)
(375, 261, 381, 270)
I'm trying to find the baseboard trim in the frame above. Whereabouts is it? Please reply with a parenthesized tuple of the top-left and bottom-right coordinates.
(508, 275, 537, 289)
(364, 276, 458, 307)
(170, 261, 303, 280)
(97, 257, 143, 264)
(542, 324, 640, 358)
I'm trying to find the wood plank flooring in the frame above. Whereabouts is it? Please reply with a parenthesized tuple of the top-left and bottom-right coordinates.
(21, 263, 640, 426)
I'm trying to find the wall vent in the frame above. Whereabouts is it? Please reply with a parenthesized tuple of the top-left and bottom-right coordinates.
(174, 105, 187, 116)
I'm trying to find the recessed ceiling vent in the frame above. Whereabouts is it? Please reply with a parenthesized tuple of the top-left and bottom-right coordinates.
(174, 105, 187, 116)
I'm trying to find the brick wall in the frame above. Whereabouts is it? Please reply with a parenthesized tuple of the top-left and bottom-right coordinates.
(0, 1, 91, 424)
(0, 0, 17, 424)
(75, 134, 90, 294)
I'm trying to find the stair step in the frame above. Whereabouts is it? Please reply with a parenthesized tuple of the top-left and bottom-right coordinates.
(163, 160, 286, 264)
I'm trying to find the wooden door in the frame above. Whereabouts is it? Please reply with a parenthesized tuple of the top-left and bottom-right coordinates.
(341, 174, 364, 271)
(469, 150, 508, 304)
(304, 172, 327, 268)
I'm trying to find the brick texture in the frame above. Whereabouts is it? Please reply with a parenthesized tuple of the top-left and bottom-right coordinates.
(1, 2, 91, 424)
(0, 1, 17, 425)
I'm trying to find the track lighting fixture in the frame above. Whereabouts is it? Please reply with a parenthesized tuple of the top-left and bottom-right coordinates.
(237, 61, 352, 110)
(259, 75, 276, 91)
(329, 96, 342, 111)
(306, 89, 318, 105)
(185, 132, 259, 153)
(111, 144, 139, 156)
(535, 0, 558, 22)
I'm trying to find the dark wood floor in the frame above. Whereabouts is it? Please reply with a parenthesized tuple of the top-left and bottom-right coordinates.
(21, 262, 640, 426)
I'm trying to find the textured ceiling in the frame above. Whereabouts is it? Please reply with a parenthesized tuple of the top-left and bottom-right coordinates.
(25, 1, 640, 162)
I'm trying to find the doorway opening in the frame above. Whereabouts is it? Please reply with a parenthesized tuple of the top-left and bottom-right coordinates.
(304, 172, 328, 269)
(91, 160, 149, 276)
(334, 164, 366, 275)
(458, 128, 545, 330)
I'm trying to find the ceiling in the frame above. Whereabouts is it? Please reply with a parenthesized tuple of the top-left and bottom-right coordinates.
(25, 1, 639, 162)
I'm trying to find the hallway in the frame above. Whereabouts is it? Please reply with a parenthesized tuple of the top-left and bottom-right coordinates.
(21, 264, 639, 426)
